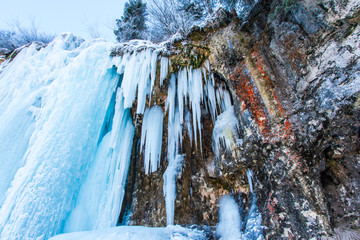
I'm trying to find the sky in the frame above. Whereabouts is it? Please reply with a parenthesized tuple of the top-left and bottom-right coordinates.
(0, 0, 125, 41)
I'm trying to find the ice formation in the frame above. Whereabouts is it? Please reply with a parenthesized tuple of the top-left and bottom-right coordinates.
(0, 34, 119, 239)
(212, 106, 240, 159)
(160, 57, 169, 86)
(0, 34, 262, 240)
(63, 89, 135, 232)
(141, 105, 164, 174)
(216, 170, 263, 240)
(216, 195, 244, 240)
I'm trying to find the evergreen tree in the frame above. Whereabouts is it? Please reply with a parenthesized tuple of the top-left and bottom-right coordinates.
(114, 0, 147, 42)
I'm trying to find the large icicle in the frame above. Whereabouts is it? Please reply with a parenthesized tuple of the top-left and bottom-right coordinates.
(212, 106, 240, 159)
(140, 105, 164, 174)
(63, 89, 135, 232)
(164, 74, 184, 225)
(176, 67, 204, 148)
(189, 68, 204, 148)
(0, 34, 119, 240)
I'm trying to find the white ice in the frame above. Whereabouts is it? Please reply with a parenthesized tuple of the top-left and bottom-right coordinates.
(216, 195, 244, 240)
(140, 105, 164, 174)
(244, 170, 263, 240)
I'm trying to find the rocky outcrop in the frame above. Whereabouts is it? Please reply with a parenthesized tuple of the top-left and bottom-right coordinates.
(121, 0, 360, 239)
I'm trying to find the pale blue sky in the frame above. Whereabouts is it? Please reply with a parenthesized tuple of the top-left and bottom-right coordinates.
(0, 0, 125, 41)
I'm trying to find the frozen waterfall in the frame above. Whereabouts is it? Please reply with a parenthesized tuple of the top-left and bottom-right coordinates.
(0, 34, 262, 240)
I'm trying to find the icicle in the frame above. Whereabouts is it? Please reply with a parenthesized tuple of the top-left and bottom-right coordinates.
(216, 84, 232, 113)
(149, 50, 158, 104)
(177, 68, 188, 124)
(212, 106, 239, 159)
(159, 57, 169, 86)
(164, 73, 184, 225)
(247, 169, 254, 194)
(121, 51, 143, 109)
(165, 74, 176, 123)
(136, 49, 153, 114)
(185, 109, 193, 144)
(189, 68, 203, 149)
(116, 48, 158, 114)
(163, 154, 184, 226)
(140, 106, 164, 174)
(204, 74, 218, 123)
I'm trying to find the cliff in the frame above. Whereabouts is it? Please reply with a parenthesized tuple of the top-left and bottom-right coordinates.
(122, 0, 360, 239)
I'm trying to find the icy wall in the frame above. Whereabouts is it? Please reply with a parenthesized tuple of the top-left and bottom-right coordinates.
(0, 33, 261, 239)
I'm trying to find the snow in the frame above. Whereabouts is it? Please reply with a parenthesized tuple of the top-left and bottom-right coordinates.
(212, 106, 240, 159)
(50, 225, 206, 240)
(140, 105, 164, 174)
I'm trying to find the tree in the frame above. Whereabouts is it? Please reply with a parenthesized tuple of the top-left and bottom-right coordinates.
(114, 0, 147, 42)
(0, 20, 54, 54)
(147, 0, 214, 42)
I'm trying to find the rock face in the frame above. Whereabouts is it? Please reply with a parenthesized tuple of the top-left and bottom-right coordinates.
(121, 0, 360, 239)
